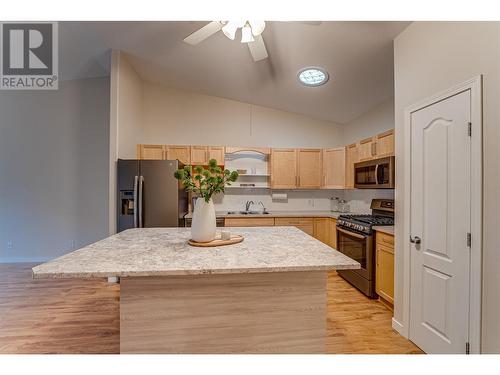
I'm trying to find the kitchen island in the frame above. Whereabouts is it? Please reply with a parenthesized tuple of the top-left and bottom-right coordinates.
(32, 227, 359, 354)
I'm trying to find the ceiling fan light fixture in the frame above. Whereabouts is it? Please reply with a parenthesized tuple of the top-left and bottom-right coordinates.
(222, 21, 238, 40)
(249, 20, 266, 36)
(241, 24, 255, 43)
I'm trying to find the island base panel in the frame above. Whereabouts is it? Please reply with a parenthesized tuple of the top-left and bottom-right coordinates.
(120, 271, 327, 354)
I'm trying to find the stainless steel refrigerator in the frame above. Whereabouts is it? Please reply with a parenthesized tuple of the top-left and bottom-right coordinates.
(117, 159, 188, 232)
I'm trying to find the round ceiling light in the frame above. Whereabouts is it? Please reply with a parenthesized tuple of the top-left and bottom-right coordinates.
(297, 67, 329, 87)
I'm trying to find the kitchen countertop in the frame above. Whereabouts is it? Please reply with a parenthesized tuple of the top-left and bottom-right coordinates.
(373, 225, 395, 236)
(184, 210, 353, 219)
(32, 227, 360, 279)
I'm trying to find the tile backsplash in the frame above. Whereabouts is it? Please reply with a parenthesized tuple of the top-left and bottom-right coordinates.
(212, 189, 394, 213)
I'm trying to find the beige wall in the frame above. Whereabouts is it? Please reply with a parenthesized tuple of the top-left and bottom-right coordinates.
(0, 77, 110, 262)
(343, 97, 394, 145)
(116, 53, 144, 159)
(139, 81, 344, 148)
(394, 21, 500, 353)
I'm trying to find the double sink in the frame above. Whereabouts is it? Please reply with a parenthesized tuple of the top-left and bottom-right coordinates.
(226, 210, 270, 215)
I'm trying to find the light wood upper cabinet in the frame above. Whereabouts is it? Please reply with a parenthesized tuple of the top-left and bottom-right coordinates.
(345, 143, 359, 189)
(208, 146, 225, 165)
(376, 232, 395, 306)
(166, 145, 191, 165)
(322, 147, 345, 189)
(297, 149, 322, 189)
(313, 218, 331, 245)
(137, 144, 164, 160)
(270, 149, 298, 189)
(190, 146, 208, 165)
(375, 129, 394, 158)
(358, 136, 376, 161)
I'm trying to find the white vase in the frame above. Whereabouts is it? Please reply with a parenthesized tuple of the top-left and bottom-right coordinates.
(191, 198, 216, 242)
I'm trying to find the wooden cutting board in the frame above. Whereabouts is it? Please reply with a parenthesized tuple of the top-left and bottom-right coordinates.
(188, 235, 244, 247)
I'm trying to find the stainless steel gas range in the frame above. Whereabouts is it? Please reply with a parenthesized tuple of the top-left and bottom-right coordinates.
(336, 199, 394, 298)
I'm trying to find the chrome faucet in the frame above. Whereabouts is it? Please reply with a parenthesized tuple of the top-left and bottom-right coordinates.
(258, 201, 267, 213)
(245, 200, 254, 212)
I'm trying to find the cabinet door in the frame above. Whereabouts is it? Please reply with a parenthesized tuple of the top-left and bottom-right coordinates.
(345, 143, 358, 189)
(329, 218, 337, 248)
(270, 149, 297, 189)
(138, 144, 164, 160)
(275, 217, 314, 236)
(376, 242, 395, 305)
(166, 146, 191, 165)
(322, 148, 345, 189)
(313, 218, 330, 245)
(224, 218, 275, 227)
(375, 129, 395, 157)
(358, 137, 375, 161)
(208, 146, 225, 165)
(190, 146, 208, 165)
(297, 149, 322, 189)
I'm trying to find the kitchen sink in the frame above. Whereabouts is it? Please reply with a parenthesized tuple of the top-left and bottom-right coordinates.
(226, 211, 270, 215)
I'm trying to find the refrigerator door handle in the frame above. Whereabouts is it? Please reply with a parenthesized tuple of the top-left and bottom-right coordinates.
(133, 175, 139, 228)
(139, 175, 144, 228)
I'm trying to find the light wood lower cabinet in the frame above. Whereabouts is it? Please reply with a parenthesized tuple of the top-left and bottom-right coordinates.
(224, 216, 336, 246)
(375, 231, 394, 307)
(275, 217, 314, 236)
(313, 218, 330, 245)
(224, 217, 275, 227)
(329, 218, 337, 249)
(137, 144, 164, 160)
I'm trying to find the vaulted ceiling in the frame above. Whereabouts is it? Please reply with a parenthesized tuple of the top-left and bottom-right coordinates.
(59, 21, 409, 124)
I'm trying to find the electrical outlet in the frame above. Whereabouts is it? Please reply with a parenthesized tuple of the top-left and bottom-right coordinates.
(308, 199, 314, 207)
(7, 240, 13, 250)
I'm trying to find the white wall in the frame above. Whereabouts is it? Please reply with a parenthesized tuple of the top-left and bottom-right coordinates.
(343, 97, 395, 145)
(0, 77, 110, 262)
(393, 21, 500, 353)
(139, 82, 344, 149)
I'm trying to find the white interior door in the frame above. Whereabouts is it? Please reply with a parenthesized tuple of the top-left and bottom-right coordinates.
(409, 90, 471, 354)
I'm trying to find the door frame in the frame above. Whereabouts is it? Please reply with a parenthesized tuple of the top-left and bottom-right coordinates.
(400, 76, 483, 353)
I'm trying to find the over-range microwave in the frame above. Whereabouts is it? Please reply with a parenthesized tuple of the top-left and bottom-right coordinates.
(354, 156, 395, 189)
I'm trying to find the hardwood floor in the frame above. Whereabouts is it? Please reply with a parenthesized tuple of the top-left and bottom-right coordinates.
(0, 263, 422, 354)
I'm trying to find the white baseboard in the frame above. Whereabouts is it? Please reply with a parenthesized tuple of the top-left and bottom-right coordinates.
(0, 257, 52, 264)
(392, 317, 406, 337)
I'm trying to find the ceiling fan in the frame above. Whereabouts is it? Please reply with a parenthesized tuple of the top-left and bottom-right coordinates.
(183, 21, 268, 62)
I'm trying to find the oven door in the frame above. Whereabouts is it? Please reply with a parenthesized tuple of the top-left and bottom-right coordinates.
(354, 156, 395, 189)
(336, 226, 373, 280)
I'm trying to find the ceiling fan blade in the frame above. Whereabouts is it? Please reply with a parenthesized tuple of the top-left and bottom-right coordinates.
(247, 35, 268, 62)
(183, 21, 223, 45)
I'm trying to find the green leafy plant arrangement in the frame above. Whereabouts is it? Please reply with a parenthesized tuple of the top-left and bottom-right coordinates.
(174, 159, 239, 203)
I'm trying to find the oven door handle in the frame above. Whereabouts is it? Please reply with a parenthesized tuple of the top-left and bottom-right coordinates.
(337, 226, 367, 239)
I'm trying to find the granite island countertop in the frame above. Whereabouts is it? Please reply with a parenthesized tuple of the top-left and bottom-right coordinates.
(32, 227, 360, 279)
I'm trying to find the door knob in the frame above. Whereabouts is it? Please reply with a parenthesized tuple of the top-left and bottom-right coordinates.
(410, 236, 421, 244)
